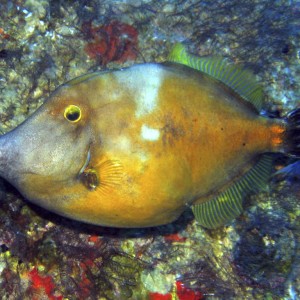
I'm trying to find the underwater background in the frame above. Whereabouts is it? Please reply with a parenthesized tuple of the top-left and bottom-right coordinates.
(0, 0, 299, 299)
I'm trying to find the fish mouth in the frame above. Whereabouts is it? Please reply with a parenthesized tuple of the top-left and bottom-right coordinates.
(79, 148, 91, 175)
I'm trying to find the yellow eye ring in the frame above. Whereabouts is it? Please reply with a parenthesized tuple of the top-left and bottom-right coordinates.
(64, 105, 81, 123)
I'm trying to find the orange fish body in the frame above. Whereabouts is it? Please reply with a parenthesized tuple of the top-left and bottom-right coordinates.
(0, 46, 297, 228)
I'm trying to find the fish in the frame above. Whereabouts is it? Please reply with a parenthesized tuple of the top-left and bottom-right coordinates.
(0, 44, 299, 229)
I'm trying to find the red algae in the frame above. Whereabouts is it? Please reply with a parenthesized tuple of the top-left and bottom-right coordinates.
(77, 260, 94, 298)
(176, 281, 204, 300)
(28, 268, 62, 300)
(148, 281, 204, 300)
(0, 28, 10, 39)
(164, 233, 187, 243)
(149, 292, 172, 300)
(83, 20, 138, 66)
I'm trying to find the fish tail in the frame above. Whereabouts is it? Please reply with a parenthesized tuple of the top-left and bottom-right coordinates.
(284, 108, 300, 157)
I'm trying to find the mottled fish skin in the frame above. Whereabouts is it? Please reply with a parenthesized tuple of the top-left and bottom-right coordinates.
(0, 63, 285, 227)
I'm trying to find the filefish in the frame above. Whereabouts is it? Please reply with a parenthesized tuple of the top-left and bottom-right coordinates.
(0, 44, 299, 228)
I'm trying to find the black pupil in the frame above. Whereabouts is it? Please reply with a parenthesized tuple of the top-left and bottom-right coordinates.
(67, 110, 80, 121)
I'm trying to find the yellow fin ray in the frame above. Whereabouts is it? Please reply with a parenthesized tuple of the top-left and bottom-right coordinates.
(79, 159, 124, 195)
(192, 154, 273, 229)
(96, 159, 124, 195)
(65, 72, 100, 86)
(168, 44, 263, 111)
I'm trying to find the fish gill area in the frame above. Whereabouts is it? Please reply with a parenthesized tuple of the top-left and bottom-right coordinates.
(0, 0, 299, 299)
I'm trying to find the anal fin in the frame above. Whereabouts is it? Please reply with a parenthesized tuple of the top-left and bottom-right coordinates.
(192, 154, 273, 229)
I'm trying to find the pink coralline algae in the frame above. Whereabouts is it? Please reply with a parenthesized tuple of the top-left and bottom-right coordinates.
(82, 20, 138, 66)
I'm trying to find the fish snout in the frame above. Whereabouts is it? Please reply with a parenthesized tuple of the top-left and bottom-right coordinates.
(0, 113, 92, 202)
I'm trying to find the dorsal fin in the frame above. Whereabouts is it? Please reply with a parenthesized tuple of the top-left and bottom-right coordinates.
(168, 44, 263, 112)
(65, 72, 100, 86)
(192, 154, 273, 229)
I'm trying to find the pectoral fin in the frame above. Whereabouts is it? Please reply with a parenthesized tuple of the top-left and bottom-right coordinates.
(79, 159, 124, 194)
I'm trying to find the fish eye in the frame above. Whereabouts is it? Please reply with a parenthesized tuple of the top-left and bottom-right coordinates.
(64, 105, 81, 123)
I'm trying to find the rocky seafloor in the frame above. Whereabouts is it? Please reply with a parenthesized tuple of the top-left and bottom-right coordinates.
(0, 0, 299, 299)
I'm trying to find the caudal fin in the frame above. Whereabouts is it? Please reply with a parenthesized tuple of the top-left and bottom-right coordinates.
(285, 108, 300, 157)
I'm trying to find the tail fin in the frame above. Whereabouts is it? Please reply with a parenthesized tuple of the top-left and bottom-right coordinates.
(285, 108, 300, 157)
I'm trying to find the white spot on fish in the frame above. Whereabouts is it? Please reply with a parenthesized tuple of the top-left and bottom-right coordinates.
(115, 64, 164, 117)
(107, 136, 132, 153)
(138, 152, 149, 162)
(141, 125, 160, 141)
(117, 136, 132, 151)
